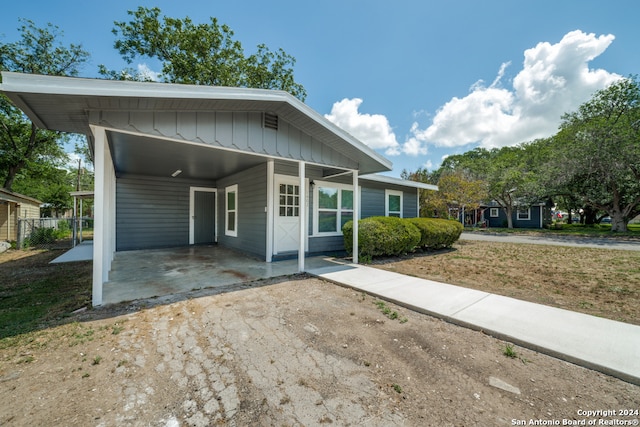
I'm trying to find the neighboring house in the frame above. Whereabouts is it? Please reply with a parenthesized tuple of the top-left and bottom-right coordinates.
(1, 72, 437, 305)
(481, 201, 552, 229)
(0, 188, 42, 241)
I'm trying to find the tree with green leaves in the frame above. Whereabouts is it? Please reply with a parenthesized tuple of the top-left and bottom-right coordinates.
(551, 76, 640, 232)
(401, 167, 443, 217)
(0, 19, 90, 193)
(438, 145, 544, 228)
(404, 165, 487, 220)
(100, 6, 307, 101)
(437, 171, 487, 223)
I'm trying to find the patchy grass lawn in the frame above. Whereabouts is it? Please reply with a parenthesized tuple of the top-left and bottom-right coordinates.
(468, 223, 640, 237)
(373, 240, 640, 325)
(0, 249, 92, 339)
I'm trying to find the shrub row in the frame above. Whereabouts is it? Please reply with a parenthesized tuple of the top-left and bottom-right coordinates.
(406, 217, 463, 250)
(342, 216, 463, 261)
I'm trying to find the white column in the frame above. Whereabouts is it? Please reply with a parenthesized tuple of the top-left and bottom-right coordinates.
(352, 170, 359, 264)
(79, 198, 83, 243)
(107, 155, 116, 270)
(7, 204, 11, 240)
(298, 161, 306, 272)
(90, 126, 115, 306)
(266, 159, 274, 262)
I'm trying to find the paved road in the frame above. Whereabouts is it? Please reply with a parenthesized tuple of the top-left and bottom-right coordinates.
(460, 232, 640, 251)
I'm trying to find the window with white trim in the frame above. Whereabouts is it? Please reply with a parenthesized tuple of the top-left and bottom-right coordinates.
(490, 207, 499, 217)
(517, 207, 531, 221)
(385, 190, 403, 217)
(225, 184, 238, 237)
(314, 183, 353, 235)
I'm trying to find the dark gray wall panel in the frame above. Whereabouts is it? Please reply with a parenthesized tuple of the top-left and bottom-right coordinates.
(309, 235, 346, 254)
(361, 187, 385, 218)
(116, 175, 215, 251)
(403, 190, 418, 218)
(217, 163, 268, 258)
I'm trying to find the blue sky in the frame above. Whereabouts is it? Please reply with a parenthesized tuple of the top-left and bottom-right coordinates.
(2, 1, 639, 177)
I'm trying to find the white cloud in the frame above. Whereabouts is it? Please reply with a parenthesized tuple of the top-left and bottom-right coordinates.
(402, 137, 428, 156)
(137, 63, 161, 82)
(415, 30, 621, 149)
(325, 98, 401, 156)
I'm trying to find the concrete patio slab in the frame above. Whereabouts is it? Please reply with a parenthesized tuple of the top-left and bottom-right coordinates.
(101, 245, 342, 305)
(50, 241, 93, 263)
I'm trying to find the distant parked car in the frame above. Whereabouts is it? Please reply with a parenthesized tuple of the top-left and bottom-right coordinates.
(600, 217, 611, 224)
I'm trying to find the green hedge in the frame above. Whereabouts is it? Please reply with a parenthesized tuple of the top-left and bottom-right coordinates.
(342, 216, 420, 260)
(406, 217, 463, 249)
(342, 216, 463, 261)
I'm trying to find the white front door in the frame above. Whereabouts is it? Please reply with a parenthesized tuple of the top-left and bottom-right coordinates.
(274, 175, 301, 253)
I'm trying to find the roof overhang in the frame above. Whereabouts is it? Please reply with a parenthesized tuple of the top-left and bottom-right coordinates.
(360, 174, 438, 191)
(0, 188, 43, 205)
(70, 190, 95, 199)
(0, 72, 392, 176)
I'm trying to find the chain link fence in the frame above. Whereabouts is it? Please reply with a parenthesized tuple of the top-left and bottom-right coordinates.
(17, 217, 93, 249)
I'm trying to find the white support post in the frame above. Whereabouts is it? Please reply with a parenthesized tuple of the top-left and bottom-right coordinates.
(108, 154, 116, 267)
(352, 170, 359, 264)
(266, 159, 274, 262)
(298, 161, 306, 272)
(72, 195, 77, 247)
(7, 204, 11, 241)
(90, 126, 115, 306)
(79, 198, 84, 243)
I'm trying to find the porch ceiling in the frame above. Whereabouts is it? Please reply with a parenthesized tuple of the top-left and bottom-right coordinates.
(108, 131, 265, 180)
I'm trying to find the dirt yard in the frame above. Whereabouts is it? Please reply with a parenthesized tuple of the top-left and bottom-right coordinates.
(1, 275, 639, 426)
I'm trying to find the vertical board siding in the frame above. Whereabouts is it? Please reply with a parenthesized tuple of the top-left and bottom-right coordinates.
(233, 112, 249, 151)
(96, 111, 358, 170)
(116, 175, 215, 250)
(215, 112, 233, 146)
(217, 163, 268, 258)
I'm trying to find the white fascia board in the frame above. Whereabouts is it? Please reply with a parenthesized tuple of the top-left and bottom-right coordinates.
(285, 97, 392, 171)
(360, 174, 438, 191)
(1, 71, 284, 102)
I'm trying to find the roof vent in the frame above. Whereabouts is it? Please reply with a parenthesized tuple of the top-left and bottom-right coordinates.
(264, 113, 278, 130)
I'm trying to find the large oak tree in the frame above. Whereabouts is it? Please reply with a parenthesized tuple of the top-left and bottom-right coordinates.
(552, 77, 640, 232)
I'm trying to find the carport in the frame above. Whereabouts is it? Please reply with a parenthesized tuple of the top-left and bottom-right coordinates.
(1, 72, 430, 307)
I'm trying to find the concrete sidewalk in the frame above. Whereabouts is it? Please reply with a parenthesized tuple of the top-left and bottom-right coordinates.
(307, 262, 640, 385)
(50, 240, 93, 263)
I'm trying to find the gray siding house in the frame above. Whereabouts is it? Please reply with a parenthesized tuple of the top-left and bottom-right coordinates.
(1, 72, 436, 305)
(483, 202, 552, 229)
